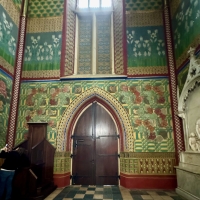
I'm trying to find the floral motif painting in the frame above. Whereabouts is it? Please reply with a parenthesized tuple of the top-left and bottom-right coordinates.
(16, 78, 174, 152)
(0, 6, 18, 69)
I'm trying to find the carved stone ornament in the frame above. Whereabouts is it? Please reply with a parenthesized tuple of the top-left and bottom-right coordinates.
(177, 47, 200, 152)
(178, 47, 200, 113)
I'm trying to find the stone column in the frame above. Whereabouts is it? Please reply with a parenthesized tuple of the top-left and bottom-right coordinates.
(6, 0, 29, 149)
(163, 0, 185, 161)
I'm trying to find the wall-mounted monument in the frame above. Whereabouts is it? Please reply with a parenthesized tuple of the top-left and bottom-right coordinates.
(176, 47, 200, 200)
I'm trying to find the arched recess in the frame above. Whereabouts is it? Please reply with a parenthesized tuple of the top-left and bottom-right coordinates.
(56, 87, 133, 152)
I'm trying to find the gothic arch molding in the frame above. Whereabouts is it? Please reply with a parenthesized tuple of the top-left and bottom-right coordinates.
(56, 87, 133, 152)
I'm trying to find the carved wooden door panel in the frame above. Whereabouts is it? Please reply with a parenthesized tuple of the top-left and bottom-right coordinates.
(72, 103, 118, 185)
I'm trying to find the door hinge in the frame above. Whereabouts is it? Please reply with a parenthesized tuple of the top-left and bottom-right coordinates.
(118, 175, 120, 179)
(118, 154, 120, 158)
(70, 154, 73, 158)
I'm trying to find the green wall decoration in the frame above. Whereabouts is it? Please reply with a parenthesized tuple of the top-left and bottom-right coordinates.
(0, 5, 18, 69)
(12, 0, 22, 11)
(0, 71, 13, 147)
(127, 26, 166, 68)
(23, 32, 62, 73)
(28, 0, 64, 18)
(172, 0, 200, 63)
(16, 78, 174, 153)
(125, 0, 163, 11)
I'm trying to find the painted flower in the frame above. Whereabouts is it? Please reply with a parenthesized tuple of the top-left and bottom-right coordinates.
(145, 85, 151, 91)
(157, 96, 165, 104)
(25, 115, 31, 122)
(120, 84, 128, 91)
(135, 118, 142, 126)
(148, 132, 156, 140)
(0, 80, 7, 97)
(143, 120, 150, 126)
(155, 108, 161, 115)
(160, 120, 168, 127)
(62, 86, 70, 93)
(147, 107, 153, 114)
(135, 96, 143, 104)
(48, 120, 55, 127)
(37, 109, 44, 115)
(0, 100, 3, 110)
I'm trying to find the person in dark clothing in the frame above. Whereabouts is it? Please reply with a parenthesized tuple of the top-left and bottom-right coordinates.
(0, 146, 29, 200)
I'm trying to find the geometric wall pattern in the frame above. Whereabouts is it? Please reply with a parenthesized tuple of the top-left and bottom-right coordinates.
(125, 0, 163, 12)
(113, 0, 125, 75)
(16, 78, 174, 153)
(96, 15, 111, 74)
(12, 0, 22, 12)
(78, 16, 92, 74)
(54, 151, 71, 174)
(62, 0, 76, 76)
(27, 0, 64, 18)
(120, 152, 176, 175)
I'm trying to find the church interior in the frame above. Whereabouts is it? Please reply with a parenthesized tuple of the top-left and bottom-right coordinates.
(0, 0, 200, 199)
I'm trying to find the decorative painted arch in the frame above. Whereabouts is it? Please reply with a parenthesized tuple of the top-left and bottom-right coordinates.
(56, 87, 133, 152)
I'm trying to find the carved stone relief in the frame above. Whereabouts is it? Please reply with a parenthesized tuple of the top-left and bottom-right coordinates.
(178, 47, 200, 152)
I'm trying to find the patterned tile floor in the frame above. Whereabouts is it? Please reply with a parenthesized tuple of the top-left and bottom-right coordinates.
(44, 185, 187, 200)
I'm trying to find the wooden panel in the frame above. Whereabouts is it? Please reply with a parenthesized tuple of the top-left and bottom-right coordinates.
(72, 103, 118, 185)
(72, 105, 95, 184)
(95, 103, 118, 185)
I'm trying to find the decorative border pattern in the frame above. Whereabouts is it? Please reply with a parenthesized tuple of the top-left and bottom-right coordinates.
(113, 0, 125, 75)
(163, 4, 184, 158)
(57, 87, 133, 152)
(126, 11, 163, 27)
(63, 0, 76, 76)
(128, 66, 168, 76)
(120, 152, 176, 175)
(54, 151, 71, 174)
(0, 58, 14, 75)
(26, 17, 63, 33)
(22, 70, 60, 79)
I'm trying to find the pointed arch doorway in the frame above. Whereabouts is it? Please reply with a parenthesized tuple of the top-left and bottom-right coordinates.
(72, 102, 119, 185)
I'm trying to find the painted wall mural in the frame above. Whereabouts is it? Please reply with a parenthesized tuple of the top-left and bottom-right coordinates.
(16, 78, 174, 153)
(126, 26, 167, 70)
(23, 32, 62, 78)
(172, 0, 200, 68)
(0, 5, 18, 75)
(125, 0, 167, 76)
(0, 71, 13, 148)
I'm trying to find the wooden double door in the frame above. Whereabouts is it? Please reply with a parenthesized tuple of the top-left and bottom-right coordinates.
(72, 103, 119, 185)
